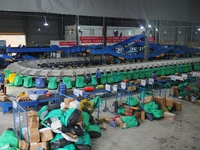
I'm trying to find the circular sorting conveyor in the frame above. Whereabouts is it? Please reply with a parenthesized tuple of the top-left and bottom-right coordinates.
(7, 57, 200, 78)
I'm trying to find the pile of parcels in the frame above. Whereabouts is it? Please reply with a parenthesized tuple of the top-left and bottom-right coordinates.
(15, 90, 53, 102)
(117, 95, 182, 122)
(172, 81, 200, 106)
(0, 91, 11, 102)
(0, 97, 103, 150)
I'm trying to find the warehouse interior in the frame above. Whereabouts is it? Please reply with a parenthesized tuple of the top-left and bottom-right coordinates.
(0, 0, 200, 150)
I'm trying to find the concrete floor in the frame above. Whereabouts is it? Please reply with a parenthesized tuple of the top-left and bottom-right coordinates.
(1, 86, 200, 150)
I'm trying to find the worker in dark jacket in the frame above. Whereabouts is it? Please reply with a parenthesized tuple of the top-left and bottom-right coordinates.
(151, 71, 157, 90)
(96, 68, 101, 84)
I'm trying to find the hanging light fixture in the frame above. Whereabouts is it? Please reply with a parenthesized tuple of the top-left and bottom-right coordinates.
(43, 16, 49, 26)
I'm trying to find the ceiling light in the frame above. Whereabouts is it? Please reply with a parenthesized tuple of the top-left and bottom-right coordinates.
(198, 28, 200, 31)
(43, 16, 48, 26)
(38, 28, 41, 31)
(140, 26, 144, 29)
(155, 28, 158, 32)
(164, 31, 167, 34)
(179, 31, 181, 34)
(148, 24, 152, 28)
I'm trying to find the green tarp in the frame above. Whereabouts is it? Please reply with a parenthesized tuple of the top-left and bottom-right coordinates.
(63, 77, 72, 89)
(13, 75, 23, 86)
(48, 77, 58, 89)
(23, 76, 34, 88)
(76, 76, 86, 88)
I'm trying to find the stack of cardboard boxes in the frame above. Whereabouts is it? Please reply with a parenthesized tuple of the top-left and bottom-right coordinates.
(19, 110, 54, 150)
(153, 96, 182, 121)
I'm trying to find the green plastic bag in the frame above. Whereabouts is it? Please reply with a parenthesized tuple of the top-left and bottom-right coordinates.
(121, 116, 139, 128)
(90, 96, 102, 108)
(75, 133, 91, 146)
(23, 76, 34, 88)
(145, 69, 152, 78)
(121, 72, 127, 81)
(90, 76, 97, 85)
(88, 124, 101, 138)
(114, 72, 122, 82)
(82, 111, 90, 128)
(76, 76, 86, 88)
(13, 75, 23, 86)
(62, 77, 72, 89)
(144, 102, 158, 113)
(107, 74, 114, 84)
(42, 109, 63, 124)
(4, 69, 11, 78)
(37, 105, 47, 117)
(125, 97, 138, 106)
(144, 102, 163, 119)
(139, 70, 145, 79)
(127, 71, 132, 80)
(155, 68, 161, 76)
(152, 109, 164, 118)
(118, 107, 125, 115)
(60, 108, 81, 126)
(0, 130, 18, 148)
(56, 144, 76, 150)
(177, 83, 184, 90)
(100, 74, 107, 84)
(160, 68, 166, 76)
(47, 77, 58, 89)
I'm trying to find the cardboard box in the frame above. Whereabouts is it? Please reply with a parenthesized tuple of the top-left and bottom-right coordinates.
(144, 96, 153, 104)
(0, 92, 5, 96)
(28, 111, 39, 128)
(195, 100, 200, 106)
(164, 112, 176, 121)
(161, 105, 169, 112)
(172, 86, 179, 97)
(39, 142, 48, 150)
(115, 118, 123, 126)
(141, 111, 145, 121)
(64, 98, 75, 108)
(29, 128, 40, 143)
(127, 86, 136, 91)
(0, 95, 9, 101)
(30, 142, 48, 150)
(174, 101, 182, 111)
(165, 98, 174, 107)
(18, 140, 29, 150)
(40, 128, 54, 142)
(134, 111, 141, 119)
(153, 96, 165, 106)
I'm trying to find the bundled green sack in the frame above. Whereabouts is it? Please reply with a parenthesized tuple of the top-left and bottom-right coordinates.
(48, 77, 58, 89)
(23, 76, 34, 88)
(13, 75, 23, 86)
(132, 70, 139, 79)
(75, 133, 91, 150)
(37, 105, 48, 120)
(127, 71, 132, 80)
(100, 74, 107, 84)
(0, 129, 19, 149)
(118, 107, 125, 115)
(121, 72, 127, 81)
(82, 111, 91, 128)
(125, 97, 138, 106)
(144, 102, 163, 119)
(90, 96, 102, 108)
(90, 76, 97, 86)
(121, 116, 139, 128)
(50, 134, 74, 149)
(106, 73, 114, 84)
(42, 109, 63, 124)
(76, 76, 86, 88)
(61, 108, 81, 127)
(114, 72, 122, 82)
(152, 109, 164, 119)
(63, 77, 72, 89)
(56, 144, 76, 150)
(87, 124, 101, 138)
